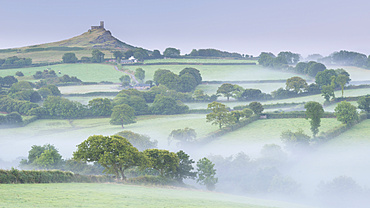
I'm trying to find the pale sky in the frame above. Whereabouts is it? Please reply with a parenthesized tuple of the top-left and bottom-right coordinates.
(1, 0, 369, 57)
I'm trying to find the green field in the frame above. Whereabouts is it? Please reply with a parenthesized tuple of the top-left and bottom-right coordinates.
(0, 114, 217, 161)
(143, 58, 257, 64)
(0, 183, 311, 208)
(65, 95, 116, 105)
(197, 82, 285, 95)
(122, 64, 311, 82)
(0, 64, 123, 83)
(59, 84, 121, 94)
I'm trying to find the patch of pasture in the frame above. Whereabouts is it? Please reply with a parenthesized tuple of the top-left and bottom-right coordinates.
(122, 64, 311, 82)
(65, 96, 116, 105)
(197, 82, 285, 95)
(0, 114, 216, 161)
(202, 118, 341, 157)
(59, 84, 121, 95)
(143, 58, 257, 64)
(0, 64, 123, 83)
(0, 183, 310, 208)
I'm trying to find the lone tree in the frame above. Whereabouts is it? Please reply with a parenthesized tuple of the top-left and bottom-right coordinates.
(304, 101, 324, 137)
(73, 135, 145, 180)
(335, 74, 350, 97)
(119, 75, 131, 87)
(334, 101, 359, 125)
(115, 130, 157, 151)
(249, 101, 264, 115)
(321, 84, 335, 101)
(20, 144, 63, 169)
(91, 49, 105, 63)
(196, 157, 218, 191)
(217, 83, 237, 101)
(206, 101, 235, 129)
(168, 127, 197, 147)
(110, 104, 136, 128)
(62, 53, 78, 63)
(286, 76, 307, 94)
(281, 129, 311, 154)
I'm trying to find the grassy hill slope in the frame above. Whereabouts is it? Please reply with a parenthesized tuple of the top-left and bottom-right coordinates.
(0, 183, 312, 208)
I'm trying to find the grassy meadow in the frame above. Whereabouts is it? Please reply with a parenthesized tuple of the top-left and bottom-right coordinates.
(122, 64, 312, 82)
(0, 183, 311, 208)
(143, 58, 258, 64)
(59, 84, 121, 94)
(0, 64, 123, 83)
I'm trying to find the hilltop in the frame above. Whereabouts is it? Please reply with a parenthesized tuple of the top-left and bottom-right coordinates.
(0, 21, 144, 63)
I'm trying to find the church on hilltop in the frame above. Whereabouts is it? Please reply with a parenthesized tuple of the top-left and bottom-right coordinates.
(91, 21, 104, 30)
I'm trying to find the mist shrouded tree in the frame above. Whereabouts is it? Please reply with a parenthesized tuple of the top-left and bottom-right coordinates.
(206, 101, 235, 129)
(281, 129, 311, 153)
(73, 135, 146, 180)
(168, 127, 197, 147)
(110, 104, 136, 128)
(179, 67, 202, 85)
(115, 130, 157, 151)
(334, 101, 359, 125)
(286, 76, 307, 94)
(217, 83, 237, 101)
(304, 101, 324, 137)
(277, 51, 300, 64)
(174, 150, 197, 183)
(321, 84, 335, 101)
(196, 157, 218, 191)
(20, 144, 63, 169)
(143, 149, 179, 177)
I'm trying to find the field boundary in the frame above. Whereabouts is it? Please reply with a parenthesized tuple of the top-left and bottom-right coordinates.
(199, 115, 260, 144)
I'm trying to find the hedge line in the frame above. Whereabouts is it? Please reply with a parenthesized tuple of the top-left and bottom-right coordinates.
(63, 92, 119, 97)
(0, 169, 114, 184)
(199, 114, 259, 144)
(263, 111, 336, 119)
(21, 116, 38, 126)
(317, 112, 368, 141)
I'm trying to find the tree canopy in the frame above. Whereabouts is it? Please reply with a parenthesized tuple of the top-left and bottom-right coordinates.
(334, 101, 359, 125)
(304, 101, 324, 137)
(110, 104, 136, 128)
(196, 157, 218, 191)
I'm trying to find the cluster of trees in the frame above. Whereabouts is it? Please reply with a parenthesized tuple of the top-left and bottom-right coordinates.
(209, 149, 299, 195)
(62, 49, 106, 63)
(315, 69, 351, 100)
(153, 68, 202, 92)
(0, 75, 18, 87)
(187, 49, 244, 59)
(319, 50, 370, 68)
(216, 83, 271, 101)
(122, 48, 150, 61)
(258, 51, 300, 68)
(0, 112, 23, 125)
(206, 101, 261, 129)
(72, 135, 217, 189)
(0, 56, 32, 69)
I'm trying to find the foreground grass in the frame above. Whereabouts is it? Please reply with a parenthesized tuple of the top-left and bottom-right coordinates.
(0, 183, 310, 208)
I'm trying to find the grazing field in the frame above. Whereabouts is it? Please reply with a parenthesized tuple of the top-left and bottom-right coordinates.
(0, 64, 123, 83)
(122, 64, 311, 82)
(197, 82, 285, 95)
(0, 114, 217, 161)
(143, 58, 258, 64)
(59, 84, 121, 94)
(0, 183, 310, 208)
(65, 95, 116, 105)
(202, 118, 342, 157)
(0, 49, 114, 63)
